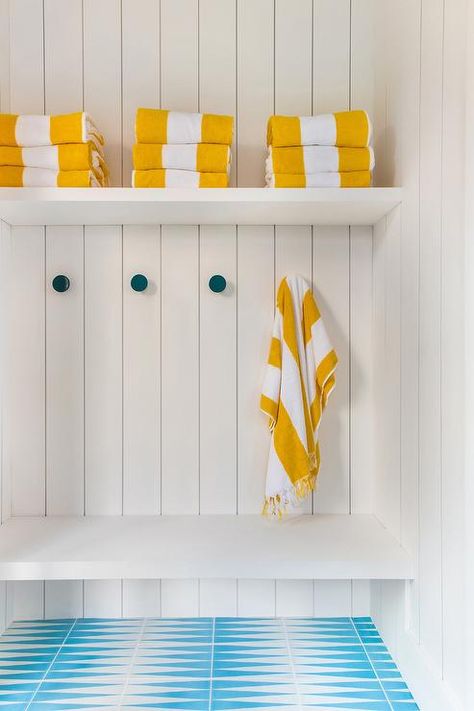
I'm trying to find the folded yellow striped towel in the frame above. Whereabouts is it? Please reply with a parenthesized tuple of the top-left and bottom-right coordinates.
(261, 275, 338, 516)
(266, 145, 374, 175)
(0, 166, 105, 187)
(0, 143, 107, 174)
(266, 171, 371, 188)
(267, 110, 371, 148)
(0, 112, 104, 148)
(132, 169, 228, 188)
(136, 109, 233, 146)
(133, 143, 231, 173)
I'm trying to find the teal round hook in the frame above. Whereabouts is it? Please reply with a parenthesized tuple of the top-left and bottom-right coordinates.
(209, 274, 227, 293)
(131, 274, 148, 292)
(52, 274, 70, 293)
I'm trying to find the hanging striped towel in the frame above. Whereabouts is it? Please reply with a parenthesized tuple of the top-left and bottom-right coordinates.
(267, 110, 372, 148)
(0, 142, 107, 173)
(136, 109, 233, 146)
(266, 145, 374, 175)
(0, 166, 106, 187)
(0, 112, 104, 148)
(266, 171, 371, 188)
(132, 169, 228, 188)
(260, 275, 338, 516)
(133, 143, 231, 173)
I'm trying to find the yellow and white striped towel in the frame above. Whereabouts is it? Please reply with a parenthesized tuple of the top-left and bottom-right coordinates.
(136, 109, 233, 145)
(267, 110, 372, 148)
(266, 145, 374, 176)
(0, 112, 104, 148)
(132, 169, 228, 188)
(260, 275, 338, 516)
(266, 171, 371, 188)
(0, 143, 106, 173)
(0, 166, 105, 187)
(133, 143, 231, 173)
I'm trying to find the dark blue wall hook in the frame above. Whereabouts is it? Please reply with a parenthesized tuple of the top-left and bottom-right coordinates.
(52, 275, 70, 292)
(209, 274, 227, 293)
(131, 274, 148, 292)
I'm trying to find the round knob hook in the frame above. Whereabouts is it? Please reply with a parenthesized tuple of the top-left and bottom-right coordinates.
(52, 274, 70, 293)
(209, 274, 227, 293)
(131, 274, 148, 292)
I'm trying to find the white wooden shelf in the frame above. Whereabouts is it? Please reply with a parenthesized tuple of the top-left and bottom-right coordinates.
(0, 514, 412, 581)
(0, 187, 402, 226)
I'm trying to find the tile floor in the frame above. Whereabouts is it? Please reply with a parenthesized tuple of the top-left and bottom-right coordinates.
(0, 616, 419, 710)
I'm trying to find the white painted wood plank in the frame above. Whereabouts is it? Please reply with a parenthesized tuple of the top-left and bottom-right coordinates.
(0, 0, 10, 113)
(83, 0, 122, 185)
(275, 0, 312, 115)
(46, 226, 84, 515)
(276, 580, 314, 617)
(122, 580, 161, 617)
(9, 227, 45, 515)
(440, 0, 467, 694)
(9, 0, 44, 113)
(237, 226, 274, 514)
(161, 227, 199, 513)
(84, 580, 122, 618)
(275, 225, 312, 514)
(313, 227, 350, 514)
(199, 226, 236, 513)
(45, 581, 83, 619)
(237, 0, 274, 186)
(123, 226, 161, 515)
(160, 0, 199, 112)
(121, 0, 161, 185)
(161, 580, 199, 618)
(44, 0, 83, 114)
(313, 0, 350, 113)
(0, 220, 11, 522)
(349, 227, 374, 513)
(199, 580, 237, 617)
(7, 581, 44, 622)
(313, 581, 352, 617)
(84, 227, 122, 515)
(351, 580, 371, 617)
(199, 0, 236, 184)
(350, 0, 375, 118)
(0, 582, 6, 632)
(237, 580, 276, 617)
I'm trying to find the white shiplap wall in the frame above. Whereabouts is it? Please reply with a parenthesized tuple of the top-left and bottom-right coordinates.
(0, 0, 376, 621)
(370, 1, 468, 709)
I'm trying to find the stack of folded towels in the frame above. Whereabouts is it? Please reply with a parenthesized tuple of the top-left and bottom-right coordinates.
(133, 108, 233, 187)
(265, 109, 374, 187)
(0, 112, 109, 187)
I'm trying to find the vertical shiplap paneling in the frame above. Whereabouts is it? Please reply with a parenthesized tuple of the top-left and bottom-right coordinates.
(83, 0, 122, 185)
(418, 0, 444, 669)
(84, 580, 122, 618)
(237, 227, 274, 514)
(0, 221, 12, 523)
(160, 0, 198, 113)
(46, 227, 84, 514)
(274, 0, 313, 521)
(44, 581, 83, 619)
(161, 580, 200, 617)
(276, 580, 314, 617)
(237, 580, 276, 617)
(314, 580, 352, 616)
(312, 0, 350, 518)
(440, 0, 466, 694)
(199, 579, 237, 617)
(123, 227, 161, 515)
(6, 581, 44, 623)
(237, 0, 274, 186)
(44, 0, 83, 114)
(199, 227, 237, 513)
(10, 228, 45, 515)
(0, 0, 11, 112)
(9, 0, 44, 114)
(121, 0, 160, 185)
(349, 0, 376, 516)
(122, 580, 161, 617)
(84, 227, 122, 515)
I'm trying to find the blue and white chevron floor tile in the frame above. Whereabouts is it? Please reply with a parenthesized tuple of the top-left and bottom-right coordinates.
(0, 616, 419, 710)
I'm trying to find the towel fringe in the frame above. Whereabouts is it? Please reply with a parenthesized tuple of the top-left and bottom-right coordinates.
(262, 472, 318, 518)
